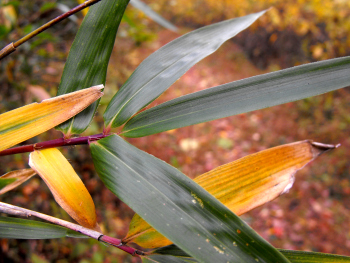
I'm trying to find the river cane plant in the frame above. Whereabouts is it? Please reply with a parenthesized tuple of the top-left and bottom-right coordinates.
(0, 0, 349, 262)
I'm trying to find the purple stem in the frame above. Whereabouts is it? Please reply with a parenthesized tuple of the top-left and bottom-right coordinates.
(99, 235, 144, 256)
(0, 133, 109, 156)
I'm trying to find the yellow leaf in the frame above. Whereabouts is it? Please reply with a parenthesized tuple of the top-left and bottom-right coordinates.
(123, 140, 336, 248)
(125, 212, 172, 248)
(0, 169, 36, 195)
(0, 85, 103, 152)
(1, 5, 17, 29)
(29, 148, 100, 231)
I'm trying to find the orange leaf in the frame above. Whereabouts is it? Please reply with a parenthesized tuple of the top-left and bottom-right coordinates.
(29, 148, 100, 231)
(123, 140, 336, 248)
(0, 85, 103, 152)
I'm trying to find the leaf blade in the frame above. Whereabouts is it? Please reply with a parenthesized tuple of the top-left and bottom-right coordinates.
(130, 0, 178, 32)
(90, 135, 290, 263)
(124, 141, 335, 248)
(29, 148, 99, 231)
(152, 245, 350, 263)
(103, 10, 266, 128)
(0, 179, 16, 191)
(56, 0, 129, 136)
(142, 255, 196, 263)
(0, 169, 36, 195)
(279, 249, 350, 263)
(0, 216, 86, 239)
(0, 85, 103, 152)
(122, 56, 350, 137)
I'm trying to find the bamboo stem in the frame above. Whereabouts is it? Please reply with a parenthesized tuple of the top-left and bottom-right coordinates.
(0, 0, 102, 60)
(0, 133, 109, 156)
(0, 202, 101, 239)
(0, 202, 144, 256)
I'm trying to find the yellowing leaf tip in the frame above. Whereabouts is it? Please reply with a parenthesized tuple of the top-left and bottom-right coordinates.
(41, 84, 104, 104)
(309, 141, 339, 158)
(310, 141, 340, 150)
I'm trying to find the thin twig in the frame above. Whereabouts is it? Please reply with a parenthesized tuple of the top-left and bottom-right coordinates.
(0, 133, 109, 156)
(0, 202, 102, 239)
(0, 202, 144, 256)
(0, 0, 102, 60)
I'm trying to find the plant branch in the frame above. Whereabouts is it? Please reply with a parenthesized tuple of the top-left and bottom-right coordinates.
(0, 201, 101, 239)
(0, 133, 109, 156)
(0, 202, 144, 256)
(0, 0, 102, 60)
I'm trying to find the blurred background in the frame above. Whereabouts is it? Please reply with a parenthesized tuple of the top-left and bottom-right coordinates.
(0, 0, 350, 262)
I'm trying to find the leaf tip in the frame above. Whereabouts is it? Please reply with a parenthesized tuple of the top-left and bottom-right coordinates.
(90, 84, 104, 99)
(93, 84, 104, 91)
(310, 141, 340, 157)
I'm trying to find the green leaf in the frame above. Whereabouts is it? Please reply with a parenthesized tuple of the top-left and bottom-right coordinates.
(142, 255, 196, 263)
(0, 178, 16, 190)
(103, 10, 266, 128)
(56, 0, 129, 136)
(152, 245, 195, 258)
(122, 56, 350, 137)
(0, 216, 86, 239)
(90, 135, 290, 263)
(153, 245, 350, 263)
(130, 0, 178, 32)
(279, 249, 350, 263)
